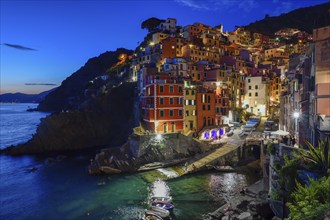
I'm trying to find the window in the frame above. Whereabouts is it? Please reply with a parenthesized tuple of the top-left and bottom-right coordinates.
(170, 110, 174, 116)
(170, 86, 174, 93)
(203, 105, 206, 110)
(255, 85, 258, 89)
(249, 86, 251, 90)
(248, 79, 251, 83)
(179, 86, 182, 92)
(249, 93, 252, 97)
(160, 110, 164, 117)
(178, 109, 182, 116)
(192, 110, 196, 116)
(255, 92, 258, 96)
(160, 86, 164, 93)
(160, 98, 164, 105)
(207, 95, 210, 103)
(170, 98, 174, 104)
(186, 110, 189, 116)
(186, 90, 189, 95)
(192, 90, 195, 95)
(202, 94, 205, 103)
(185, 100, 189, 105)
(207, 105, 211, 110)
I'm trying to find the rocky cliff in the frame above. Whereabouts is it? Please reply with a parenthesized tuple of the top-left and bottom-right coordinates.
(4, 82, 137, 155)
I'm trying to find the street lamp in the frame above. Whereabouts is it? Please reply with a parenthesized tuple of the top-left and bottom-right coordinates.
(293, 111, 300, 147)
(156, 134, 162, 141)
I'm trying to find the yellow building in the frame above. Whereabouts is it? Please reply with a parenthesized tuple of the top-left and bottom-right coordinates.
(152, 32, 169, 44)
(183, 80, 197, 134)
(264, 48, 289, 60)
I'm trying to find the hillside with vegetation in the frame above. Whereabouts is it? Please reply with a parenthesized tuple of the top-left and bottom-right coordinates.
(244, 2, 330, 36)
(37, 48, 133, 112)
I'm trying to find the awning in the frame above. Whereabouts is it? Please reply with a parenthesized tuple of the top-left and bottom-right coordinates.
(271, 130, 290, 136)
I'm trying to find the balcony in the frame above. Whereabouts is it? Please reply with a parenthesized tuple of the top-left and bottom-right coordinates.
(316, 115, 330, 132)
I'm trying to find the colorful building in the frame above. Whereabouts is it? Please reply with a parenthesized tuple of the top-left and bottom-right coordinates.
(141, 74, 184, 134)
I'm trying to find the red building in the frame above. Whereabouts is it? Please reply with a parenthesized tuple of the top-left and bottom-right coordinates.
(141, 73, 184, 133)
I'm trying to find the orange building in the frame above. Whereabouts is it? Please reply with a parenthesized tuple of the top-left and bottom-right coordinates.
(142, 74, 184, 133)
(196, 88, 216, 131)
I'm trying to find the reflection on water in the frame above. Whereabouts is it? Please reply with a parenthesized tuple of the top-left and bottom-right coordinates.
(150, 179, 171, 198)
(0, 104, 260, 220)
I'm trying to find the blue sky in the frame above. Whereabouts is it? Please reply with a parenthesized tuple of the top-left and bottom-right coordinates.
(1, 0, 328, 94)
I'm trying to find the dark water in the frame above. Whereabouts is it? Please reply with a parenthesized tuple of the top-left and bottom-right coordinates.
(0, 103, 256, 220)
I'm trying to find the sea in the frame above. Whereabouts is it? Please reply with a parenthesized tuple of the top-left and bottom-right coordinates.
(0, 103, 257, 220)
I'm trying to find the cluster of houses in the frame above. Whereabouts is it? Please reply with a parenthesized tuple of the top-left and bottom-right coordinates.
(127, 18, 329, 145)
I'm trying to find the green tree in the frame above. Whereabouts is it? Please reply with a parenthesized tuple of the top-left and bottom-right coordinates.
(141, 17, 164, 32)
(288, 176, 330, 220)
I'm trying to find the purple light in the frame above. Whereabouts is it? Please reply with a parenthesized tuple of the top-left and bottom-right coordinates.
(220, 128, 224, 137)
(211, 130, 217, 139)
(204, 132, 210, 139)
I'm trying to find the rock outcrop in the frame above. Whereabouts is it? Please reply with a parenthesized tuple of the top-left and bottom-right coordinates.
(3, 82, 137, 155)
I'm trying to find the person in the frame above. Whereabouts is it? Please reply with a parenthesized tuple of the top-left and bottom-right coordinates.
(184, 162, 188, 171)
(282, 136, 288, 145)
(289, 136, 293, 146)
(292, 137, 296, 147)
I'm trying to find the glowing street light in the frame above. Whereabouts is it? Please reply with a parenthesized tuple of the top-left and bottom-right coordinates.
(156, 134, 162, 141)
(293, 112, 300, 118)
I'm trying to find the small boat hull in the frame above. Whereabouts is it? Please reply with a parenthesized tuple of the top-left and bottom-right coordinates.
(151, 196, 172, 203)
(146, 208, 169, 218)
(153, 201, 174, 211)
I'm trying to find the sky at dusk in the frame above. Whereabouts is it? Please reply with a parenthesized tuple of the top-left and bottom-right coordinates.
(1, 0, 328, 94)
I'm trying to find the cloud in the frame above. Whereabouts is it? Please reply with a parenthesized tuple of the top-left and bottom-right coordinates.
(174, 0, 210, 10)
(25, 83, 57, 86)
(2, 43, 37, 51)
(174, 0, 258, 12)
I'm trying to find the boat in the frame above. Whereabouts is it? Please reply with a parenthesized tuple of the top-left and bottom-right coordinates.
(214, 165, 235, 172)
(138, 162, 165, 172)
(153, 201, 174, 211)
(141, 212, 163, 220)
(151, 196, 172, 203)
(146, 206, 170, 218)
(99, 166, 121, 174)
